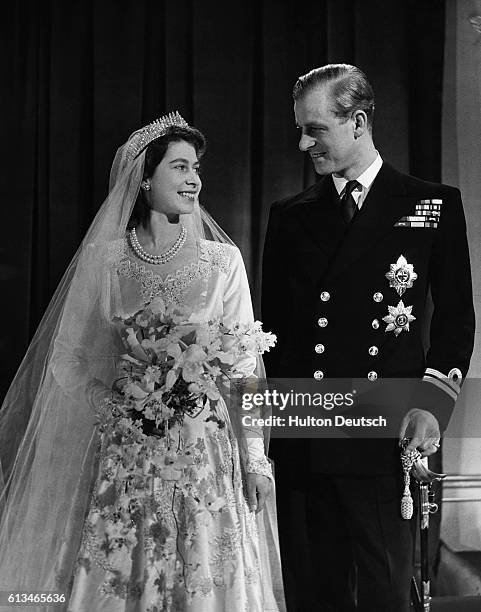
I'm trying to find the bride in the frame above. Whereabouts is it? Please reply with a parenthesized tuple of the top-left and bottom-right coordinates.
(0, 112, 285, 611)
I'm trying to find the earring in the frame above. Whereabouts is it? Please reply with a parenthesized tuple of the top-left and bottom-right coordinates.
(141, 182, 151, 191)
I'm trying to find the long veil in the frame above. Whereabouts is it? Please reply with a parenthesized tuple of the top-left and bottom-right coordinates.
(0, 124, 284, 610)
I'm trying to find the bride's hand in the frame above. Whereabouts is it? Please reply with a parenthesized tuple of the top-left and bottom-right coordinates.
(246, 473, 272, 513)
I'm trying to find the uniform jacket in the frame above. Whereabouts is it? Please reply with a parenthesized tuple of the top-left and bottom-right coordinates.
(262, 162, 475, 473)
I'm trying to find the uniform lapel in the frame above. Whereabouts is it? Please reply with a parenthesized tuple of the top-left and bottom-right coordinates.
(294, 175, 345, 259)
(324, 162, 412, 284)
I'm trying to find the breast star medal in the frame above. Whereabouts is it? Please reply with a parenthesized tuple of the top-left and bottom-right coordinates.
(385, 255, 417, 296)
(382, 300, 416, 336)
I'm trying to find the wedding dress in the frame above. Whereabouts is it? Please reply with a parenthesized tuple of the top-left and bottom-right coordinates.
(67, 238, 281, 611)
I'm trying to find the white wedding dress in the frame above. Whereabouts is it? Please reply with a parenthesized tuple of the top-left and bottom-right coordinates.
(67, 238, 283, 612)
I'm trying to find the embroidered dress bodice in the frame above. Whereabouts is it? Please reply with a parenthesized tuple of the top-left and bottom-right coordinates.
(108, 237, 231, 309)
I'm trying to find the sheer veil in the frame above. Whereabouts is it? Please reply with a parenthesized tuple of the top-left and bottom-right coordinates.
(0, 117, 283, 609)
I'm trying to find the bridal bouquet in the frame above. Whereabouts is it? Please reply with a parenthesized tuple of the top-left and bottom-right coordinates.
(94, 294, 276, 468)
(104, 295, 275, 431)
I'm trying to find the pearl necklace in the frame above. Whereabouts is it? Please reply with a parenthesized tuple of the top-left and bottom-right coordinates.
(129, 225, 187, 265)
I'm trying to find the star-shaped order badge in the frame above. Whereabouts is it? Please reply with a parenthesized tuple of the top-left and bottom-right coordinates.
(382, 300, 416, 336)
(385, 255, 417, 296)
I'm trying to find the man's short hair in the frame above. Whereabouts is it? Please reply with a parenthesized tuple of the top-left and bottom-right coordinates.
(293, 64, 375, 129)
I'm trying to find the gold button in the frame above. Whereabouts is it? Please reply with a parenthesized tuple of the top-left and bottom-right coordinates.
(373, 292, 383, 303)
(318, 317, 328, 328)
(367, 371, 378, 381)
(315, 344, 325, 354)
(372, 319, 380, 329)
(313, 370, 324, 380)
(368, 346, 379, 356)
(320, 291, 331, 302)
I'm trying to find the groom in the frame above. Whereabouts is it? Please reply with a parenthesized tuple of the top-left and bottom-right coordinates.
(262, 64, 475, 611)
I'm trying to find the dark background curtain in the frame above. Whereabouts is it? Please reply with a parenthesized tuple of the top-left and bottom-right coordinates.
(0, 0, 445, 399)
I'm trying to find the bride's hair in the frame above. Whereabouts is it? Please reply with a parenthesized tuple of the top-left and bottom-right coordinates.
(128, 125, 207, 229)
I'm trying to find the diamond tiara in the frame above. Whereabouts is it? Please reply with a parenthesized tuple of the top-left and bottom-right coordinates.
(126, 111, 189, 161)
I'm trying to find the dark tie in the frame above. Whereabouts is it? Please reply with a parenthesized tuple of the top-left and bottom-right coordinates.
(340, 180, 360, 224)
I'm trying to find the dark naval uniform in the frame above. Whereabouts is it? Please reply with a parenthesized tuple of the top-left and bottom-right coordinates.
(261, 161, 475, 611)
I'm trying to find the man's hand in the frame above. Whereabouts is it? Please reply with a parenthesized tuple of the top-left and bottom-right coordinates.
(246, 473, 272, 513)
(399, 408, 441, 457)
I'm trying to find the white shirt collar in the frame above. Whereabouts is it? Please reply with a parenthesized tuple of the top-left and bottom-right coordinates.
(332, 152, 383, 195)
